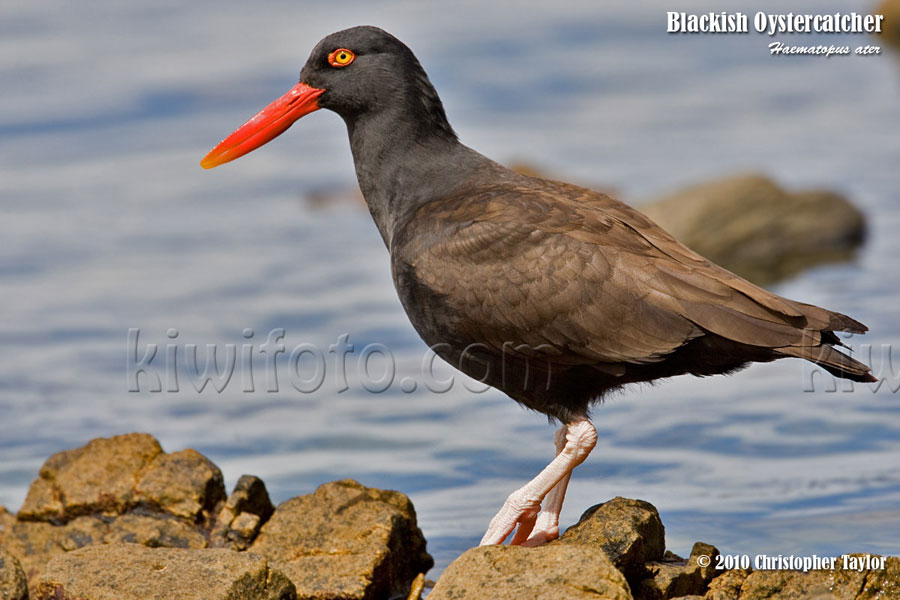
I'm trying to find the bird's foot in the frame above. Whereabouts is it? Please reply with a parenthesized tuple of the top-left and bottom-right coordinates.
(479, 419, 596, 546)
(519, 511, 560, 546)
(479, 488, 543, 546)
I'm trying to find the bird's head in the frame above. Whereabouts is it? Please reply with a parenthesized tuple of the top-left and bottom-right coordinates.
(201, 26, 452, 169)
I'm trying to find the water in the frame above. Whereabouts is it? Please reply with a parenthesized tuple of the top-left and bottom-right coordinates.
(1, 0, 898, 575)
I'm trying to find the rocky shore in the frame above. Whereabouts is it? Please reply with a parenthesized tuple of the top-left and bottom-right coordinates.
(0, 434, 896, 600)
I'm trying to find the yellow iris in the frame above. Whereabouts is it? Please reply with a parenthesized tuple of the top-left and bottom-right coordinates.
(329, 49, 355, 67)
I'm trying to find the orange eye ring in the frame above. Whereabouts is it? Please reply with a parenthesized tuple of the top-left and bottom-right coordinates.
(328, 48, 355, 68)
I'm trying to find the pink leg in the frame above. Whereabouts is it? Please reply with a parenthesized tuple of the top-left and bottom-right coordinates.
(479, 419, 597, 546)
(517, 425, 571, 546)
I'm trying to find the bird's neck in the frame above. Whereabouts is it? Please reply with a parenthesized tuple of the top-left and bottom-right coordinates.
(344, 107, 481, 249)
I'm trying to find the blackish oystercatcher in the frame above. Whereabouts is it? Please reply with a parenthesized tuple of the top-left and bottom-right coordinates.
(202, 26, 876, 546)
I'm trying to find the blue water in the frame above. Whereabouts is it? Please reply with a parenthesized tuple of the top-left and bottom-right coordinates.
(1, 0, 898, 575)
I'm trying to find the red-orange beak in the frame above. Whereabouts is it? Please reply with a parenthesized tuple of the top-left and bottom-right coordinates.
(201, 82, 325, 169)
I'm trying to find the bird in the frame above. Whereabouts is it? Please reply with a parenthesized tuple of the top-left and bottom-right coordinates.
(201, 25, 876, 547)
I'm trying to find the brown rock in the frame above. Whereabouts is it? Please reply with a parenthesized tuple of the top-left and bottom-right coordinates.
(635, 544, 719, 600)
(135, 448, 226, 521)
(429, 543, 631, 600)
(727, 555, 898, 600)
(0, 518, 64, 587)
(641, 174, 866, 285)
(0, 546, 28, 600)
(687, 542, 720, 585)
(737, 570, 841, 600)
(249, 479, 432, 600)
(877, 0, 900, 49)
(225, 475, 275, 522)
(857, 555, 900, 599)
(0, 512, 205, 595)
(211, 475, 274, 550)
(2, 434, 231, 594)
(18, 435, 226, 527)
(704, 568, 750, 600)
(637, 559, 704, 600)
(104, 513, 207, 549)
(230, 513, 262, 542)
(18, 433, 163, 522)
(0, 505, 14, 532)
(560, 496, 665, 578)
(34, 543, 295, 600)
(54, 515, 109, 551)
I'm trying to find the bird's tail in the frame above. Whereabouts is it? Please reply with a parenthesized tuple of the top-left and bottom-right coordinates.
(776, 308, 876, 382)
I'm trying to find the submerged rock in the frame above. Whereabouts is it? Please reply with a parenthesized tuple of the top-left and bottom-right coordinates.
(249, 479, 433, 600)
(640, 174, 866, 285)
(35, 544, 295, 600)
(877, 0, 900, 49)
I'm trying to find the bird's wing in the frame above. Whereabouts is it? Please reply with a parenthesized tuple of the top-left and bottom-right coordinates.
(392, 179, 865, 368)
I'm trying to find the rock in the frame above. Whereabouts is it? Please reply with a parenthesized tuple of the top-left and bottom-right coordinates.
(53, 515, 109, 552)
(2, 434, 231, 593)
(877, 0, 900, 49)
(134, 448, 226, 521)
(640, 174, 866, 285)
(0, 517, 64, 588)
(0, 546, 28, 600)
(19, 433, 163, 522)
(634, 544, 719, 600)
(736, 555, 898, 600)
(858, 556, 900, 599)
(560, 496, 666, 578)
(704, 568, 750, 600)
(3, 436, 432, 599)
(249, 479, 432, 600)
(429, 543, 631, 600)
(9, 435, 898, 600)
(18, 434, 226, 526)
(104, 513, 208, 549)
(211, 475, 274, 550)
(0, 506, 210, 592)
(698, 555, 899, 599)
(34, 543, 295, 600)
(407, 572, 426, 600)
(687, 542, 720, 585)
(637, 559, 701, 599)
(737, 569, 848, 600)
(225, 475, 275, 523)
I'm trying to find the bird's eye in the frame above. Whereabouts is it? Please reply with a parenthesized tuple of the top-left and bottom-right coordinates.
(328, 48, 355, 68)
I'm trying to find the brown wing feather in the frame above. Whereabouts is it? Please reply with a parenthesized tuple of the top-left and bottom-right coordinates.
(391, 177, 875, 395)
